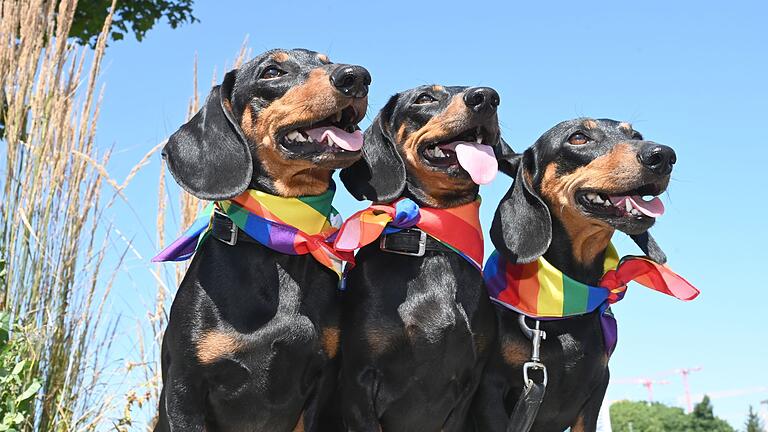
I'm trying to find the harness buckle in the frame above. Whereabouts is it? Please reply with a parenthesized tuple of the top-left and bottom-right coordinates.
(519, 315, 548, 386)
(379, 229, 427, 257)
(523, 361, 548, 386)
(213, 208, 238, 246)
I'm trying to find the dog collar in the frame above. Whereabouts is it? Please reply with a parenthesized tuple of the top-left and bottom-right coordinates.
(484, 244, 699, 354)
(152, 182, 352, 279)
(334, 197, 485, 270)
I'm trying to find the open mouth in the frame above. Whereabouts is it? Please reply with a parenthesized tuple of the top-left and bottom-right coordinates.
(420, 126, 498, 185)
(577, 183, 666, 220)
(279, 105, 363, 155)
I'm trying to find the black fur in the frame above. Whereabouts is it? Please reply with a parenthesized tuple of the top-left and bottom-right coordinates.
(339, 85, 509, 431)
(155, 48, 369, 432)
(473, 118, 676, 432)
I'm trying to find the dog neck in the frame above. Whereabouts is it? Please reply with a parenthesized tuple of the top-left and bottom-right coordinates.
(544, 214, 615, 285)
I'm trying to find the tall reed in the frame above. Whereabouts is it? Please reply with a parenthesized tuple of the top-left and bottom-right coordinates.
(0, 0, 153, 430)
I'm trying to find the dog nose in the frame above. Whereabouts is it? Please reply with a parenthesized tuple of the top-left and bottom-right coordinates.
(638, 144, 676, 175)
(463, 87, 500, 114)
(330, 65, 371, 98)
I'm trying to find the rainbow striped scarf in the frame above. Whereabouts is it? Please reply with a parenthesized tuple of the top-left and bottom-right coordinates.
(152, 183, 352, 278)
(484, 244, 699, 354)
(334, 197, 484, 269)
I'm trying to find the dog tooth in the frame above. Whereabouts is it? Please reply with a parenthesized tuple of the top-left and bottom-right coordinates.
(435, 148, 445, 157)
(604, 200, 612, 207)
(593, 195, 604, 204)
(586, 193, 597, 200)
(335, 111, 342, 122)
(295, 133, 307, 142)
(286, 131, 300, 141)
(625, 199, 632, 212)
(476, 134, 483, 144)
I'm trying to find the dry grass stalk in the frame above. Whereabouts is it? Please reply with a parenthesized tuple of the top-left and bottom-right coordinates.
(0, 0, 161, 430)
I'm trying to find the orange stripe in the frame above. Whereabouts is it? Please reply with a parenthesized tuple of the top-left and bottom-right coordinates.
(417, 202, 483, 264)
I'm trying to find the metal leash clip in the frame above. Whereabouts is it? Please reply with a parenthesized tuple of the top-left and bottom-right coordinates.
(518, 315, 548, 386)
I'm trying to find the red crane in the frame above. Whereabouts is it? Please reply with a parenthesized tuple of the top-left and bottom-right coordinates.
(674, 367, 703, 413)
(613, 377, 671, 402)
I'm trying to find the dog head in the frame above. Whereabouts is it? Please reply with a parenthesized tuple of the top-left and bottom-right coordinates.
(163, 48, 370, 199)
(341, 85, 513, 207)
(491, 118, 675, 265)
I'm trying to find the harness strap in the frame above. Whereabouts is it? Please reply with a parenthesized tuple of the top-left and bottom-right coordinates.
(506, 315, 548, 432)
(210, 209, 258, 245)
(507, 379, 546, 432)
(379, 228, 454, 257)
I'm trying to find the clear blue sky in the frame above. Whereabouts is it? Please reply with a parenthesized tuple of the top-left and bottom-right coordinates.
(96, 0, 768, 426)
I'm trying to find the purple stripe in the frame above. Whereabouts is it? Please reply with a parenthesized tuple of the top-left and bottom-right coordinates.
(264, 224, 301, 255)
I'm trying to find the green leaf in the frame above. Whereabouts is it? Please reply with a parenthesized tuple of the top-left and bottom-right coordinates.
(9, 360, 25, 377)
(14, 380, 40, 403)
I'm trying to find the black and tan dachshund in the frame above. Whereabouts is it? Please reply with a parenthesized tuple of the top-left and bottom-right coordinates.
(471, 118, 675, 432)
(155, 49, 370, 432)
(338, 85, 513, 431)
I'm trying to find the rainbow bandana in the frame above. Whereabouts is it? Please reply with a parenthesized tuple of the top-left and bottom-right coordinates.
(334, 197, 485, 269)
(484, 244, 699, 354)
(152, 183, 352, 278)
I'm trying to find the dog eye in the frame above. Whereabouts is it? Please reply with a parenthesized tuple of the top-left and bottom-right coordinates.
(568, 132, 591, 145)
(260, 66, 286, 80)
(414, 94, 437, 104)
(632, 131, 644, 140)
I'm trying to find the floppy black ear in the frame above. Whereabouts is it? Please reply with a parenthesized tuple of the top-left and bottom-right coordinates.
(162, 70, 253, 201)
(490, 147, 552, 263)
(495, 137, 519, 177)
(340, 96, 405, 202)
(630, 232, 668, 264)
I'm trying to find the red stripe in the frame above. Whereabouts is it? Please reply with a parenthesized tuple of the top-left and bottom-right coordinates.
(417, 202, 483, 264)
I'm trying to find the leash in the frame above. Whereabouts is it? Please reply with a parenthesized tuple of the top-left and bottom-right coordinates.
(506, 315, 547, 432)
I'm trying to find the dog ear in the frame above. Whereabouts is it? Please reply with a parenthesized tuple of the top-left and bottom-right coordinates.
(495, 137, 520, 177)
(340, 95, 405, 202)
(490, 147, 552, 263)
(162, 70, 253, 201)
(630, 232, 668, 264)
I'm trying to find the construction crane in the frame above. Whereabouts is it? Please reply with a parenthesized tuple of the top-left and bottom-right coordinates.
(613, 377, 671, 402)
(674, 367, 703, 413)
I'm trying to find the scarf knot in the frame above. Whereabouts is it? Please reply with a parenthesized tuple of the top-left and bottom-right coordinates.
(335, 197, 484, 270)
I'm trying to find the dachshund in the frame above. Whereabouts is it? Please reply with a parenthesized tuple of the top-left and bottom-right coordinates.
(337, 85, 513, 431)
(471, 118, 676, 432)
(155, 48, 370, 432)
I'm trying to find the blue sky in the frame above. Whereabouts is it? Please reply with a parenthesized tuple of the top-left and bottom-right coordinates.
(96, 0, 768, 426)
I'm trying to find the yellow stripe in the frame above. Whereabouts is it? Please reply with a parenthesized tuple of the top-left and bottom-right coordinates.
(603, 243, 620, 274)
(537, 258, 565, 316)
(244, 190, 328, 235)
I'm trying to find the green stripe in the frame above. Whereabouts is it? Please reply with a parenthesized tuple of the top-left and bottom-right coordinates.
(227, 204, 249, 227)
(562, 274, 589, 315)
(297, 189, 334, 218)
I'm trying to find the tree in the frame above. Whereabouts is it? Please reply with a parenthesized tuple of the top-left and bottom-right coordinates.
(611, 400, 691, 432)
(69, 0, 198, 47)
(610, 397, 735, 432)
(690, 396, 735, 432)
(745, 405, 765, 432)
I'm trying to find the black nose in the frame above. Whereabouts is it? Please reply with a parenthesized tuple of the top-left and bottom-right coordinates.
(463, 87, 500, 114)
(330, 65, 371, 98)
(638, 144, 676, 175)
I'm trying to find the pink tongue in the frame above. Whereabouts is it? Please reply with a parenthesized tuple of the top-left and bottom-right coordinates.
(441, 142, 498, 185)
(608, 195, 665, 217)
(305, 126, 363, 151)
